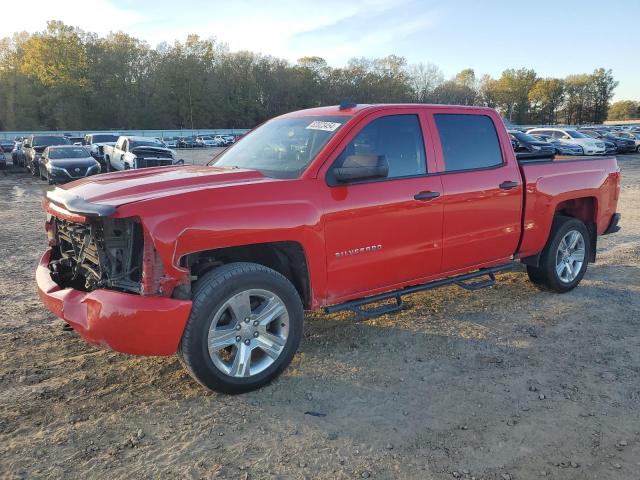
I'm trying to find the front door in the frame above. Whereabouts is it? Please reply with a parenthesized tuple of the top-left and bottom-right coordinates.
(322, 111, 444, 302)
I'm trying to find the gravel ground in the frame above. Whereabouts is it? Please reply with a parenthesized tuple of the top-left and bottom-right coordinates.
(0, 153, 639, 480)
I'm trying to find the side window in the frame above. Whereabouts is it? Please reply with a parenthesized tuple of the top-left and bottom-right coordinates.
(434, 114, 503, 172)
(122, 139, 128, 151)
(333, 114, 427, 180)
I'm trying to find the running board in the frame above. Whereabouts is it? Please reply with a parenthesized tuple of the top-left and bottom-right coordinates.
(324, 264, 513, 320)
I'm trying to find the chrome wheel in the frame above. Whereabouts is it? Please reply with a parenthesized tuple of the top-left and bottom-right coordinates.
(207, 289, 289, 378)
(555, 230, 585, 283)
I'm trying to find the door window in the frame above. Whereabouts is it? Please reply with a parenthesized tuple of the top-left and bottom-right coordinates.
(332, 114, 427, 180)
(434, 114, 503, 172)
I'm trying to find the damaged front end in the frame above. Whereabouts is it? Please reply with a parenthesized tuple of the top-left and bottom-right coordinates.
(48, 216, 145, 294)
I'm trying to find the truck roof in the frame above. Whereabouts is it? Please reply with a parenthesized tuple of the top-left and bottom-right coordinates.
(281, 103, 499, 118)
(123, 135, 162, 142)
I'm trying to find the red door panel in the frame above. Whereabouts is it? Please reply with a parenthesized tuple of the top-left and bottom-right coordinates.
(439, 169, 522, 271)
(322, 176, 444, 301)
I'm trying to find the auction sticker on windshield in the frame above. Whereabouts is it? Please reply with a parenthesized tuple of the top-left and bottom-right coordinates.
(306, 121, 341, 132)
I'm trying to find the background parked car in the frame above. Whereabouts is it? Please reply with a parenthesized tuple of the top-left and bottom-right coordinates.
(103, 136, 181, 171)
(65, 135, 85, 145)
(196, 135, 218, 147)
(530, 134, 584, 155)
(39, 145, 101, 184)
(0, 146, 6, 169)
(212, 134, 233, 146)
(578, 129, 635, 153)
(615, 131, 640, 152)
(508, 130, 554, 159)
(23, 135, 71, 176)
(82, 133, 120, 168)
(177, 136, 198, 148)
(526, 128, 605, 155)
(11, 141, 26, 166)
(0, 139, 15, 154)
(162, 136, 178, 148)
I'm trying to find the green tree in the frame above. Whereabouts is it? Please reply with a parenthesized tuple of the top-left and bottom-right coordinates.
(494, 68, 538, 124)
(529, 78, 565, 124)
(607, 100, 639, 120)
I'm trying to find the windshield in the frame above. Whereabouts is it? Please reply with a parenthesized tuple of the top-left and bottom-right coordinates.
(92, 134, 119, 143)
(49, 147, 90, 159)
(214, 116, 348, 178)
(130, 140, 165, 149)
(32, 136, 70, 147)
(566, 130, 589, 139)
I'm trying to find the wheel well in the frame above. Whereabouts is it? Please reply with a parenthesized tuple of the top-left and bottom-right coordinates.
(180, 241, 311, 308)
(554, 197, 597, 225)
(554, 197, 597, 263)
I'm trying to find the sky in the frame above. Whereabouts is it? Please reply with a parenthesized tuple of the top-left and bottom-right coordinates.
(5, 0, 640, 100)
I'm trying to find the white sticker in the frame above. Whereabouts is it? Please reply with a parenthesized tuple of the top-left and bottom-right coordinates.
(306, 121, 341, 132)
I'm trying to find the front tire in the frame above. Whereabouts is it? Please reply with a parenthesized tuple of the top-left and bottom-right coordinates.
(178, 262, 303, 393)
(526, 216, 590, 293)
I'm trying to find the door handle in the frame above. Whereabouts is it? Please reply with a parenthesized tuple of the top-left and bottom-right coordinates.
(414, 191, 441, 201)
(499, 181, 519, 190)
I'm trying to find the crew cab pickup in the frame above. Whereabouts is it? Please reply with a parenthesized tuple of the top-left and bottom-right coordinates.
(37, 104, 621, 393)
(102, 135, 180, 171)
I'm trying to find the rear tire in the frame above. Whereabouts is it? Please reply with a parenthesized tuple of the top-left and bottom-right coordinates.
(526, 216, 590, 293)
(178, 262, 303, 394)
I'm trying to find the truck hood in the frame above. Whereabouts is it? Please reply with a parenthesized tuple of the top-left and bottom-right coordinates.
(131, 146, 173, 155)
(47, 165, 271, 215)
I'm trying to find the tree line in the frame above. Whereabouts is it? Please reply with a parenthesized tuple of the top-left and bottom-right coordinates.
(0, 21, 626, 131)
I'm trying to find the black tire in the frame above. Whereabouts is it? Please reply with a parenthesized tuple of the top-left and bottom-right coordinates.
(178, 262, 304, 394)
(526, 216, 590, 293)
(30, 161, 39, 177)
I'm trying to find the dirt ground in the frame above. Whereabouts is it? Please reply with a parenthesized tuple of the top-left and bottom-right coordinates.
(0, 152, 639, 480)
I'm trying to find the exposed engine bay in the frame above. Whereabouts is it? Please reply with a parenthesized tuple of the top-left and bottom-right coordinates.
(48, 216, 144, 293)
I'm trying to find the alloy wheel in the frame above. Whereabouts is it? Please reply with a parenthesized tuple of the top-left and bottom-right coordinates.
(555, 230, 586, 283)
(207, 289, 289, 378)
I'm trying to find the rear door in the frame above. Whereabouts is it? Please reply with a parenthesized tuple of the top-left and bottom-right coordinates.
(321, 109, 444, 302)
(428, 110, 523, 272)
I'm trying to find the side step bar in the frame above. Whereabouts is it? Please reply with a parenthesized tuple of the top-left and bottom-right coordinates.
(324, 264, 513, 319)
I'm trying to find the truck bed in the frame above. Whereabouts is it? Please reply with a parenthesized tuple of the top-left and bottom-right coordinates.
(517, 155, 620, 259)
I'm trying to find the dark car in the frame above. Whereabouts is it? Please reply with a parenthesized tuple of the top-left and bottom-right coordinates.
(615, 131, 640, 153)
(531, 134, 584, 155)
(39, 145, 101, 184)
(508, 130, 555, 160)
(177, 136, 199, 148)
(579, 130, 635, 154)
(66, 136, 85, 145)
(23, 135, 71, 176)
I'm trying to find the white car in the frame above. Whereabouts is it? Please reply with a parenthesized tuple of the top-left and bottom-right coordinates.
(526, 128, 606, 155)
(196, 135, 217, 147)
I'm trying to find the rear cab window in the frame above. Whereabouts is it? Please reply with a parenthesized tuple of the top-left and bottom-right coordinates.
(434, 114, 503, 172)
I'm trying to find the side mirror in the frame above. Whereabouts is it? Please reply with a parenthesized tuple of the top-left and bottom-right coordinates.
(332, 154, 388, 183)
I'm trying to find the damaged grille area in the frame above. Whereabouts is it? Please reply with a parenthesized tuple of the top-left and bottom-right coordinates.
(50, 217, 144, 293)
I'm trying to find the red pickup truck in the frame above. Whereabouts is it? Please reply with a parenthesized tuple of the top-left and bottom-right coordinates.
(37, 104, 621, 393)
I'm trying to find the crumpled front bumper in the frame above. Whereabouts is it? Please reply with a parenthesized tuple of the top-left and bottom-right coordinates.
(36, 248, 192, 356)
